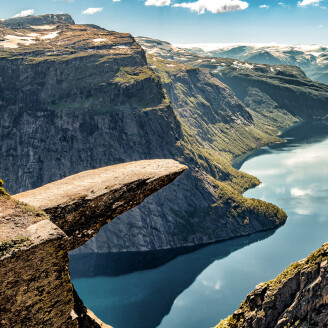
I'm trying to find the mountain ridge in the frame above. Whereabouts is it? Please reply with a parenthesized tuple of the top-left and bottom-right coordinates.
(0, 14, 288, 254)
(174, 42, 328, 85)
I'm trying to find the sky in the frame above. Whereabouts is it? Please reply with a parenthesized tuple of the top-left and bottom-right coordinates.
(0, 0, 327, 45)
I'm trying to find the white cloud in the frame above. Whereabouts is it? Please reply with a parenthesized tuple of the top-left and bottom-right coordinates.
(82, 7, 103, 15)
(298, 0, 323, 6)
(145, 0, 171, 6)
(259, 4, 270, 8)
(113, 0, 121, 2)
(13, 9, 35, 18)
(290, 187, 312, 197)
(172, 0, 249, 14)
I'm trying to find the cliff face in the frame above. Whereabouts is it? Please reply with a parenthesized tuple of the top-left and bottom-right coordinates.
(0, 15, 175, 193)
(216, 243, 328, 328)
(0, 14, 287, 253)
(0, 160, 186, 328)
(146, 55, 280, 162)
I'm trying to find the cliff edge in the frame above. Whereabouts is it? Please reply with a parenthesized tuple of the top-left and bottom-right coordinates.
(0, 159, 186, 328)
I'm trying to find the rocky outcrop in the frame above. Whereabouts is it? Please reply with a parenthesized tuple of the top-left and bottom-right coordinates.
(0, 159, 186, 328)
(14, 160, 187, 250)
(0, 14, 287, 253)
(215, 243, 328, 328)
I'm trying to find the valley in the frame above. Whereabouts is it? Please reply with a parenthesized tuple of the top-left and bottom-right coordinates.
(1, 13, 328, 328)
(71, 121, 328, 328)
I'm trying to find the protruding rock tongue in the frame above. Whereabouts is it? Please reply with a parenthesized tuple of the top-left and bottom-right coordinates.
(14, 159, 187, 250)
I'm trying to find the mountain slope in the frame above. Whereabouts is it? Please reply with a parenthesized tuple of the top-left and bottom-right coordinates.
(147, 55, 279, 163)
(137, 37, 328, 126)
(181, 43, 328, 85)
(0, 14, 286, 253)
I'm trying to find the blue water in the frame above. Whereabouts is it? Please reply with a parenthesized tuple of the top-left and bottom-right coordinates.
(70, 121, 328, 328)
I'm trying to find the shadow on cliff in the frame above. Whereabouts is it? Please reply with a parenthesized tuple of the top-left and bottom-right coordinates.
(69, 229, 276, 328)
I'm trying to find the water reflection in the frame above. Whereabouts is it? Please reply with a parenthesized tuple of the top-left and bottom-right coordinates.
(232, 120, 328, 170)
(70, 230, 275, 328)
(71, 121, 328, 328)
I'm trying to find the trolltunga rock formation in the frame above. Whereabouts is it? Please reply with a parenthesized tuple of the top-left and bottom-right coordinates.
(0, 159, 186, 328)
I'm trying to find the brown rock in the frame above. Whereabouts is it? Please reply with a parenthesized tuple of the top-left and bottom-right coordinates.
(14, 159, 187, 250)
(1, 159, 186, 327)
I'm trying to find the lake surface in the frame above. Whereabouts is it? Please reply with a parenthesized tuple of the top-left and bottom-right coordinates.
(70, 121, 328, 328)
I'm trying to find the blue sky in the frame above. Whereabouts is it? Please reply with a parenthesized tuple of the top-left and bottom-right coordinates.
(0, 0, 327, 45)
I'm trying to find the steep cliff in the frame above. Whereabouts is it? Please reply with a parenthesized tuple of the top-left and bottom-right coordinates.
(0, 160, 186, 328)
(0, 14, 286, 253)
(146, 55, 281, 163)
(216, 242, 328, 328)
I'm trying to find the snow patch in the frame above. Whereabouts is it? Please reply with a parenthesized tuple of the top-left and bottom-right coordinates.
(31, 25, 56, 30)
(93, 38, 106, 43)
(233, 61, 253, 69)
(40, 31, 59, 40)
(0, 35, 36, 48)
(113, 45, 130, 49)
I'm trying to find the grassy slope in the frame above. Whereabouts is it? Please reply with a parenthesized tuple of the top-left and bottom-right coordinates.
(148, 55, 287, 227)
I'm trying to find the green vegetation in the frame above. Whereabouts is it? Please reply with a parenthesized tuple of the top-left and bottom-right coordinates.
(0, 237, 31, 258)
(148, 55, 283, 163)
(213, 181, 286, 226)
(243, 88, 300, 129)
(179, 124, 261, 192)
(215, 315, 239, 328)
(217, 65, 328, 121)
(0, 180, 10, 199)
(262, 244, 328, 292)
(148, 55, 288, 232)
(112, 66, 158, 86)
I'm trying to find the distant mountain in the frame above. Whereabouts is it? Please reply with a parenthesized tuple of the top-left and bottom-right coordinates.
(137, 37, 328, 124)
(177, 43, 328, 85)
